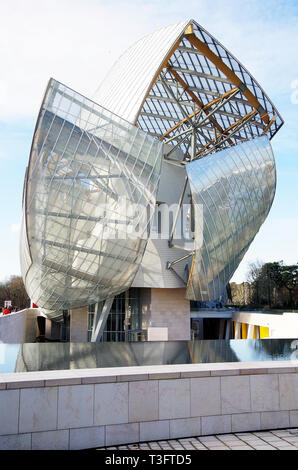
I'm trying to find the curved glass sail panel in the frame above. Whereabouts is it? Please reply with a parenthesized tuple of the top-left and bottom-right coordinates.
(20, 79, 163, 319)
(186, 135, 276, 302)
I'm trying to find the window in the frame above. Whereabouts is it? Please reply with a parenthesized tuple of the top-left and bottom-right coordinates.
(87, 288, 143, 342)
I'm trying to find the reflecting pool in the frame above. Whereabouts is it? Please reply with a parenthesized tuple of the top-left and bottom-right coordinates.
(0, 339, 297, 374)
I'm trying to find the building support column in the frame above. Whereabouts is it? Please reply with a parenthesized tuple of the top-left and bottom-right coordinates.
(234, 322, 241, 339)
(124, 290, 130, 342)
(247, 324, 253, 339)
(91, 297, 114, 342)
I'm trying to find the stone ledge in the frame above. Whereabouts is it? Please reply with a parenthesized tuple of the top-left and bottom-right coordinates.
(0, 360, 297, 389)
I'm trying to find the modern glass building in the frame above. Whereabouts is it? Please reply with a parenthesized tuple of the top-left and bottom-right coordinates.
(20, 19, 283, 342)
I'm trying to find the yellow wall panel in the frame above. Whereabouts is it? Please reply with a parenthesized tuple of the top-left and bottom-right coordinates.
(260, 326, 270, 339)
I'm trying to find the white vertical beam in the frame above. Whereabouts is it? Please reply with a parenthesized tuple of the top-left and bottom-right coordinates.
(247, 324, 254, 339)
(234, 322, 241, 339)
(91, 297, 114, 342)
(124, 290, 130, 342)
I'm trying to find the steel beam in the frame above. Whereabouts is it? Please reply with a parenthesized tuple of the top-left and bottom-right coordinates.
(185, 32, 270, 125)
(91, 297, 114, 342)
(167, 251, 194, 269)
(169, 63, 232, 85)
(159, 74, 196, 127)
(261, 114, 277, 135)
(162, 88, 239, 141)
(166, 66, 234, 145)
(168, 176, 189, 248)
(195, 110, 258, 159)
(36, 210, 130, 224)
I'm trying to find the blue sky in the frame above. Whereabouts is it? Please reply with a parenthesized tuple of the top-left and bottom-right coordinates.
(0, 0, 297, 283)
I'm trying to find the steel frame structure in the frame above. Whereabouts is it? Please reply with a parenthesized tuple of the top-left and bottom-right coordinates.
(136, 21, 283, 161)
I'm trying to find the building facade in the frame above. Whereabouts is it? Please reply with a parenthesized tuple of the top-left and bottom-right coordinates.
(20, 19, 283, 342)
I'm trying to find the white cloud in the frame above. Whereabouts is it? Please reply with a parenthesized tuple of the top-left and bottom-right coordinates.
(0, 0, 297, 121)
(0, 0, 163, 120)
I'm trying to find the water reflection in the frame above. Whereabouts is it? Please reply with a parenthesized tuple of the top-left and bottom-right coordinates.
(230, 339, 297, 363)
(0, 339, 296, 374)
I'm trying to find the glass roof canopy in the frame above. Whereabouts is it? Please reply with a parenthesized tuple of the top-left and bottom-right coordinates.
(95, 19, 283, 162)
(137, 21, 283, 161)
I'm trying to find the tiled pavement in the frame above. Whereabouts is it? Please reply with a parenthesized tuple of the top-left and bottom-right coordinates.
(99, 429, 298, 450)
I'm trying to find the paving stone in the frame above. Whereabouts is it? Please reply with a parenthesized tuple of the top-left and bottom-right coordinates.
(253, 445, 276, 450)
(209, 447, 229, 450)
(261, 434, 284, 441)
(97, 428, 298, 450)
(231, 446, 253, 450)
(275, 445, 296, 450)
(283, 447, 297, 450)
(282, 436, 298, 443)
(271, 430, 291, 437)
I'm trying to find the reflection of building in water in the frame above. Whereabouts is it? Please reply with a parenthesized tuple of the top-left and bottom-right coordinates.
(12, 340, 296, 373)
(15, 343, 70, 372)
(14, 342, 191, 372)
(20, 19, 283, 343)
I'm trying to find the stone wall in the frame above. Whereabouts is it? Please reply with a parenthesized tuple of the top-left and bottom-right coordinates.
(0, 360, 297, 450)
(0, 309, 39, 343)
(70, 306, 88, 342)
(142, 288, 190, 341)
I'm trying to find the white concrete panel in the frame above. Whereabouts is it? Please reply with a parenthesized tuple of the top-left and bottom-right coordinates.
(31, 430, 69, 450)
(147, 328, 168, 341)
(105, 423, 139, 447)
(0, 433, 31, 450)
(19, 387, 58, 433)
(69, 426, 105, 450)
(290, 411, 298, 427)
(250, 375, 280, 412)
(0, 390, 19, 435)
(279, 374, 298, 410)
(129, 380, 158, 423)
(231, 413, 261, 433)
(94, 382, 128, 426)
(260, 411, 290, 430)
(0, 309, 39, 343)
(159, 379, 190, 420)
(140, 420, 169, 442)
(169, 417, 201, 439)
(221, 376, 251, 414)
(201, 415, 232, 436)
(190, 377, 221, 417)
(57, 385, 94, 429)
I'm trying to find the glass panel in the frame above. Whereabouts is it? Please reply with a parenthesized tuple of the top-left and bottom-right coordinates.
(186, 136, 276, 302)
(20, 80, 163, 320)
(87, 288, 142, 342)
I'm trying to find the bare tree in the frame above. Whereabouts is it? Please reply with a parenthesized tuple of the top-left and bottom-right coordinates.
(246, 260, 264, 284)
(0, 276, 30, 310)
